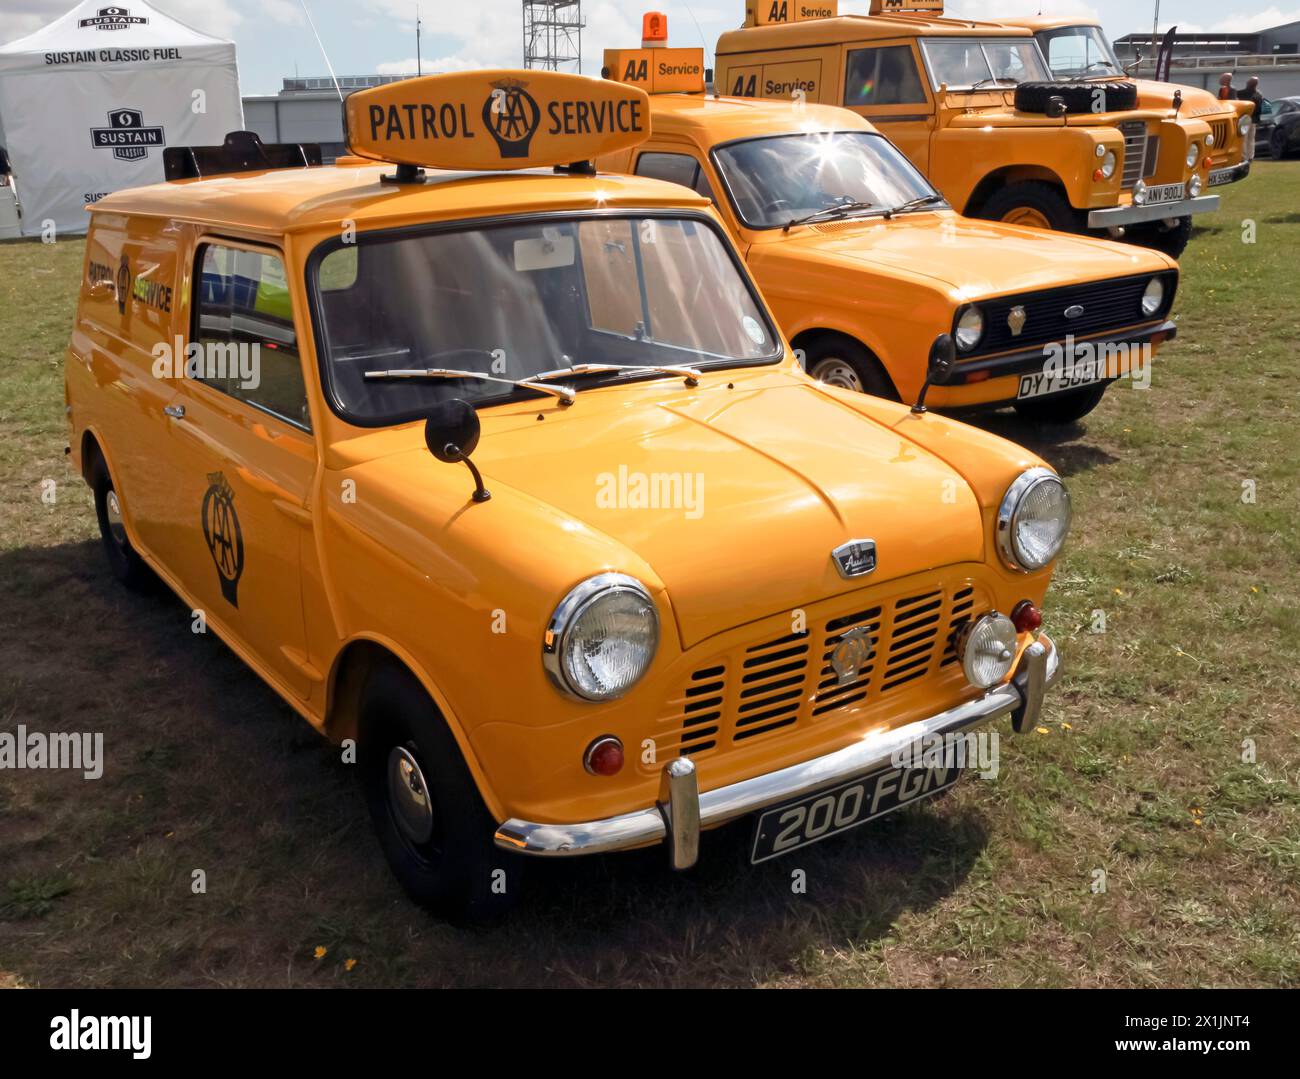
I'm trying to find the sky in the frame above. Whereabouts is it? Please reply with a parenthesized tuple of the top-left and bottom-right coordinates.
(4, 0, 1300, 96)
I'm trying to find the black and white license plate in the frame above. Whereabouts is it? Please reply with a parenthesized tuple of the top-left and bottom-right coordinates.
(1144, 182, 1187, 206)
(750, 765, 959, 864)
(1017, 364, 1106, 400)
(1208, 167, 1238, 188)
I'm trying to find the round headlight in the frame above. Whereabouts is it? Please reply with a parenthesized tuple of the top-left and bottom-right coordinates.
(1186, 142, 1200, 169)
(954, 305, 984, 352)
(1100, 150, 1117, 179)
(955, 612, 1019, 689)
(1141, 276, 1165, 316)
(1188, 173, 1203, 197)
(997, 468, 1072, 572)
(1239, 114, 1252, 136)
(1132, 180, 1148, 206)
(543, 573, 659, 701)
(1206, 133, 1216, 149)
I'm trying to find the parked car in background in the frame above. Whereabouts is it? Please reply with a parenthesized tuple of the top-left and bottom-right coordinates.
(1260, 97, 1300, 158)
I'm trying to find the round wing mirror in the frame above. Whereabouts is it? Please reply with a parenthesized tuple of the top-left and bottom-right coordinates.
(424, 398, 481, 463)
(1046, 95, 1069, 119)
(929, 333, 957, 381)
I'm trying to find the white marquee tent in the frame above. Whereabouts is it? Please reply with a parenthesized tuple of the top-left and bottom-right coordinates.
(0, 1, 243, 237)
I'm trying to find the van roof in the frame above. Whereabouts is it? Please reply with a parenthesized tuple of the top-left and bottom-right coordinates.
(1005, 17, 1100, 33)
(716, 14, 1035, 54)
(88, 163, 709, 236)
(646, 93, 873, 142)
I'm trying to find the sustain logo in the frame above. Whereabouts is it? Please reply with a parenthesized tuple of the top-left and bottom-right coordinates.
(78, 6, 148, 31)
(484, 78, 542, 158)
(91, 107, 165, 162)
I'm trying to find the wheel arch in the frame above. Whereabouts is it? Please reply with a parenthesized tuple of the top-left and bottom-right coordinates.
(966, 166, 1069, 216)
(789, 327, 901, 399)
(324, 634, 505, 823)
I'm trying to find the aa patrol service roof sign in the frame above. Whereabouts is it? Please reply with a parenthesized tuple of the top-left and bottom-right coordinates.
(342, 69, 651, 172)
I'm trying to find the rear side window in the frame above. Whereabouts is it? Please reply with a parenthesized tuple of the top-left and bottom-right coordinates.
(635, 152, 716, 202)
(844, 46, 927, 107)
(193, 244, 311, 430)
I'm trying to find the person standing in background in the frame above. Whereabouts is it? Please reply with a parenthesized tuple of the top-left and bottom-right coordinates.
(1239, 76, 1264, 161)
(1218, 72, 1237, 101)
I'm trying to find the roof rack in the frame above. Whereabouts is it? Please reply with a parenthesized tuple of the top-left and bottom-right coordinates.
(163, 131, 322, 181)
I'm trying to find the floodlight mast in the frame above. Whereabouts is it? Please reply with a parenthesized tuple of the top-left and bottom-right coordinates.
(522, 1, 585, 72)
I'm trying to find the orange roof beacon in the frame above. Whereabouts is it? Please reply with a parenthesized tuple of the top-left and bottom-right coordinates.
(67, 69, 1067, 921)
(715, 1, 1253, 258)
(598, 21, 1177, 424)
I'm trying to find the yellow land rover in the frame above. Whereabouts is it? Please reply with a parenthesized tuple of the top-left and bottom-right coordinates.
(716, 1, 1244, 256)
(599, 25, 1178, 425)
(66, 69, 1065, 921)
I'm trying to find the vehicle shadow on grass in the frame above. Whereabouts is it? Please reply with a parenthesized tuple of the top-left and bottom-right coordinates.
(963, 409, 1118, 479)
(0, 539, 990, 988)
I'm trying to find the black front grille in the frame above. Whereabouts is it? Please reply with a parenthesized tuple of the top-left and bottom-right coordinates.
(967, 274, 1172, 358)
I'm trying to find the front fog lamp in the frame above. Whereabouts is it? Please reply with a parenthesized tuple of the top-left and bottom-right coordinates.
(1132, 180, 1148, 206)
(1141, 276, 1165, 316)
(543, 573, 659, 701)
(1188, 174, 1203, 197)
(955, 613, 1019, 689)
(954, 305, 985, 352)
(997, 468, 1072, 572)
(1099, 150, 1117, 179)
(1239, 114, 1252, 137)
(1186, 142, 1200, 169)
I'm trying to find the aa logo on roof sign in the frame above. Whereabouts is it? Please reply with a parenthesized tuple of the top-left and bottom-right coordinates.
(79, 6, 148, 31)
(90, 108, 165, 162)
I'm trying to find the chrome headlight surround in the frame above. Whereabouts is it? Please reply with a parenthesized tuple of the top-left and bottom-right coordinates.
(1238, 114, 1252, 137)
(542, 573, 659, 702)
(996, 467, 1072, 573)
(954, 304, 985, 352)
(1141, 276, 1165, 317)
(954, 612, 1019, 689)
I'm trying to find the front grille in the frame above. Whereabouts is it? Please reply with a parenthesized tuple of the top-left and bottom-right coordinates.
(1120, 121, 1148, 189)
(659, 580, 983, 763)
(967, 273, 1171, 358)
(1210, 119, 1230, 155)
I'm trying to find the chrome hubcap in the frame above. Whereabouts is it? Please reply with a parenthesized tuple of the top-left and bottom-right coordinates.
(387, 745, 435, 845)
(810, 358, 863, 392)
(104, 490, 128, 549)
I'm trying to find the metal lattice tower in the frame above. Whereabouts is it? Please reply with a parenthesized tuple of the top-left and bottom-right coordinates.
(522, 1, 584, 72)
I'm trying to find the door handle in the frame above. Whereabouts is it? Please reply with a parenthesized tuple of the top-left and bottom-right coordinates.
(163, 404, 186, 419)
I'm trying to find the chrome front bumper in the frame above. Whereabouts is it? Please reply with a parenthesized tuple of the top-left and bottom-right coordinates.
(1088, 194, 1220, 228)
(494, 633, 1060, 870)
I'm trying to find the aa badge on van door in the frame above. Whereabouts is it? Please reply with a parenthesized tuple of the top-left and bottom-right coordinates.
(202, 472, 245, 607)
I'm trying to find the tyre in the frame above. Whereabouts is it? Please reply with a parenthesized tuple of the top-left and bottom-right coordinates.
(1123, 215, 1193, 259)
(359, 663, 521, 922)
(802, 336, 900, 401)
(1015, 81, 1137, 114)
(91, 454, 151, 590)
(977, 181, 1088, 233)
(1012, 383, 1107, 425)
(1270, 129, 1290, 160)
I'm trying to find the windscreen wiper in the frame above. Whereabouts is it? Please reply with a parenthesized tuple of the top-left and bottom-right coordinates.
(882, 194, 946, 219)
(529, 362, 702, 387)
(784, 200, 876, 232)
(970, 77, 1019, 89)
(364, 368, 577, 405)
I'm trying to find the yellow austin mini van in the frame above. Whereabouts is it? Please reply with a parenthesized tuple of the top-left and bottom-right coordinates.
(67, 69, 1066, 920)
(715, 1, 1246, 256)
(598, 31, 1177, 424)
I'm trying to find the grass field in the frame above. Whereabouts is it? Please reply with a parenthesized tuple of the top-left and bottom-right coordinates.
(1, 166, 1297, 988)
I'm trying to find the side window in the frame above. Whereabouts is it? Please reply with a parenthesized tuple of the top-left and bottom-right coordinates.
(636, 151, 717, 203)
(193, 244, 311, 430)
(844, 45, 927, 107)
